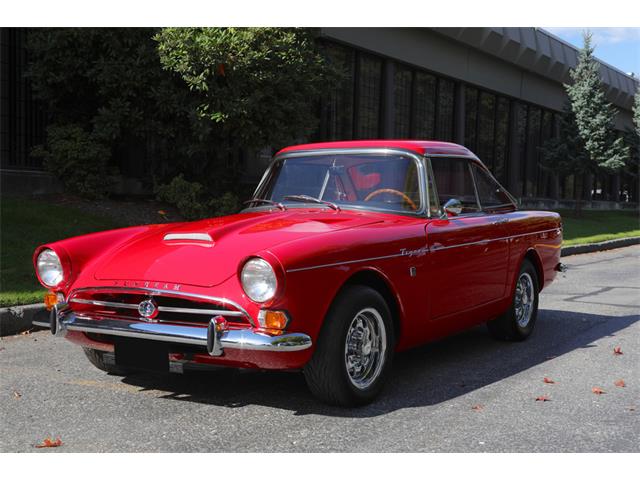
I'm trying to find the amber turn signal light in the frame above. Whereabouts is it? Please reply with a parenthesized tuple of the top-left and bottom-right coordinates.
(258, 310, 289, 330)
(44, 292, 58, 311)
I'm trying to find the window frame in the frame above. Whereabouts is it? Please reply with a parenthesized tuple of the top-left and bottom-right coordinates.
(250, 148, 431, 218)
(469, 162, 518, 213)
(426, 154, 517, 218)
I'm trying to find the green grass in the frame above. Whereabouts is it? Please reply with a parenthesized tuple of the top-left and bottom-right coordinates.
(557, 209, 640, 246)
(1, 197, 120, 307)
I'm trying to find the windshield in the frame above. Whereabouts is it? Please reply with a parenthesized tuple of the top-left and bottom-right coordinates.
(252, 154, 423, 213)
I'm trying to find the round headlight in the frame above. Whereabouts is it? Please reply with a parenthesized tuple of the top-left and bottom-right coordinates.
(241, 258, 277, 303)
(37, 249, 64, 287)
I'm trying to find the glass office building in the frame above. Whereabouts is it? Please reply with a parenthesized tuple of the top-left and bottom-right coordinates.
(314, 28, 638, 206)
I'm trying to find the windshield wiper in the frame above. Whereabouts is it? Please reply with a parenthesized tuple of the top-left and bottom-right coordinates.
(282, 195, 340, 211)
(243, 198, 287, 211)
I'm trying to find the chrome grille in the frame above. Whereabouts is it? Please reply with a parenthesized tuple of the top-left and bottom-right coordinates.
(67, 288, 252, 327)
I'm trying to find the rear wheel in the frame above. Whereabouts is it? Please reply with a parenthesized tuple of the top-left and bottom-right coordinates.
(304, 285, 395, 406)
(487, 259, 539, 341)
(83, 348, 130, 375)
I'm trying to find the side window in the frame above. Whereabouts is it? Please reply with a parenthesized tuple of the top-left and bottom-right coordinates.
(470, 164, 514, 208)
(430, 157, 480, 214)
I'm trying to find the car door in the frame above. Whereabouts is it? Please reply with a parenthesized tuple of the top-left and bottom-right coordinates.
(425, 157, 510, 324)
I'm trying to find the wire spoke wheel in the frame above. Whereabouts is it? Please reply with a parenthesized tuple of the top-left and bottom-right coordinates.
(514, 272, 534, 328)
(344, 307, 387, 390)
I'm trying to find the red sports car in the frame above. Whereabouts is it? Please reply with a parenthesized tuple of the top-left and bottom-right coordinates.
(33, 140, 563, 406)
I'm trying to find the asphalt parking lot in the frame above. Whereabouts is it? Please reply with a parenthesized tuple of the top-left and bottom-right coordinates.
(1, 246, 638, 452)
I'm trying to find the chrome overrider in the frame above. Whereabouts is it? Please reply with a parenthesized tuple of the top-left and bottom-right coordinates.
(33, 303, 312, 357)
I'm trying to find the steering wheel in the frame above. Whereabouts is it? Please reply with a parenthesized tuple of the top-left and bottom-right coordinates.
(364, 188, 418, 211)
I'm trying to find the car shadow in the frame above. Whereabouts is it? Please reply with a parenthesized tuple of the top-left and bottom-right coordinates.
(118, 309, 639, 418)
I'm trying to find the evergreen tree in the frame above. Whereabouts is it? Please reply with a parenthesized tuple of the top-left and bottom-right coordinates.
(634, 84, 640, 138)
(566, 32, 628, 171)
(541, 31, 628, 213)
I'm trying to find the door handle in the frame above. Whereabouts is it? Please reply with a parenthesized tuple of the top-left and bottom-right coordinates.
(492, 218, 509, 225)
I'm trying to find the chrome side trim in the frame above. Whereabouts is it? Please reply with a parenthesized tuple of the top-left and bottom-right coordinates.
(286, 252, 406, 273)
(43, 312, 312, 353)
(68, 287, 254, 326)
(286, 227, 560, 272)
(430, 228, 561, 252)
(69, 298, 245, 317)
(164, 233, 213, 242)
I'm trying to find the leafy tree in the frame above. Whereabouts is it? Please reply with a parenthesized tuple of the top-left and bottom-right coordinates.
(154, 28, 340, 153)
(541, 31, 628, 213)
(26, 28, 202, 195)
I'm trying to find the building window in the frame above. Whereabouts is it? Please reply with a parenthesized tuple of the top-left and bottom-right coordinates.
(1, 28, 46, 170)
(477, 91, 496, 170)
(436, 78, 454, 141)
(323, 43, 355, 141)
(413, 71, 436, 139)
(494, 97, 510, 186)
(513, 102, 528, 197)
(394, 66, 412, 138)
(464, 86, 478, 151)
(524, 106, 541, 197)
(355, 53, 383, 139)
(538, 109, 555, 197)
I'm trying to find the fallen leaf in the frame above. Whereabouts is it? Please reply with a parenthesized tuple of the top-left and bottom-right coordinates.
(628, 407, 636, 412)
(614, 379, 626, 388)
(35, 437, 63, 448)
(13, 391, 22, 399)
(543, 377, 555, 384)
(592, 387, 605, 395)
(471, 404, 483, 411)
(613, 346, 623, 355)
(535, 395, 550, 402)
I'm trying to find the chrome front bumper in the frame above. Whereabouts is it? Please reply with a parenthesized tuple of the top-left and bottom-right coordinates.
(33, 305, 312, 356)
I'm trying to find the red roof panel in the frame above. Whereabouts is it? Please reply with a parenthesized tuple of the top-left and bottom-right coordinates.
(277, 140, 475, 157)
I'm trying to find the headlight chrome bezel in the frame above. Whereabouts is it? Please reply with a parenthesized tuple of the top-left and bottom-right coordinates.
(36, 248, 65, 288)
(240, 257, 278, 304)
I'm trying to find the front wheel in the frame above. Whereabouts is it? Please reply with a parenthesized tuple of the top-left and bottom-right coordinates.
(487, 259, 539, 341)
(304, 285, 395, 406)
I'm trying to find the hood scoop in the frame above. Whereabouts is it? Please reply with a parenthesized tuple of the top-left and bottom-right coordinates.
(163, 232, 213, 243)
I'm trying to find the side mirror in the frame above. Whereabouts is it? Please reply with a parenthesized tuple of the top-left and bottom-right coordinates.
(442, 198, 463, 216)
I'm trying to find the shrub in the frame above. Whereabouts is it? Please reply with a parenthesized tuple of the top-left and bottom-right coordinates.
(156, 175, 241, 220)
(156, 174, 208, 220)
(32, 124, 114, 199)
(209, 191, 241, 217)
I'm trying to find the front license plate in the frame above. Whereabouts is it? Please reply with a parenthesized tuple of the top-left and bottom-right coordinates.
(114, 338, 169, 372)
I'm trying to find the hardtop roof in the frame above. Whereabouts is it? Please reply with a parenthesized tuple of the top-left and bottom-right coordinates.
(277, 140, 476, 158)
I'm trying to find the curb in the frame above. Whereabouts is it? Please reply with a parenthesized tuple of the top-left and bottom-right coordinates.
(0, 303, 47, 337)
(561, 236, 640, 257)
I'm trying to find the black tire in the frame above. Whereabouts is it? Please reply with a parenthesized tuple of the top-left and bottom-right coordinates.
(304, 285, 395, 407)
(487, 259, 539, 341)
(83, 348, 130, 375)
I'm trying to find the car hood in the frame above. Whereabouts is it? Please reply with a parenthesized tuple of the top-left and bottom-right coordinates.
(93, 209, 381, 287)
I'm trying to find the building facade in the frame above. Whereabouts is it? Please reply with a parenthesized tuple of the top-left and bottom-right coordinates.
(310, 28, 639, 207)
(1, 27, 638, 205)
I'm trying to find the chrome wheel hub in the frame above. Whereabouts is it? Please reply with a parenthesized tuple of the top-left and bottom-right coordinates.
(514, 272, 535, 328)
(344, 307, 387, 390)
